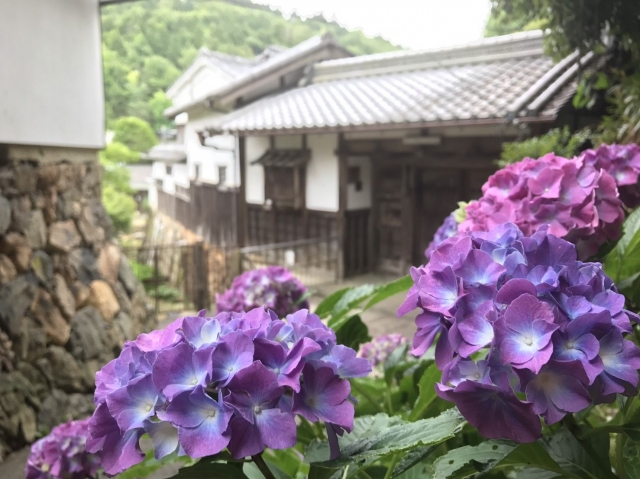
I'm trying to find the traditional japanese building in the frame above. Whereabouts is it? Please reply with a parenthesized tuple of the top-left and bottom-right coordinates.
(158, 30, 598, 277)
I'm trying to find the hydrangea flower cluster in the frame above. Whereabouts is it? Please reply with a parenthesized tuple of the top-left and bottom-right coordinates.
(399, 223, 640, 443)
(425, 213, 459, 259)
(216, 266, 309, 318)
(359, 334, 410, 367)
(87, 308, 370, 474)
(26, 418, 100, 479)
(580, 143, 640, 208)
(458, 153, 625, 258)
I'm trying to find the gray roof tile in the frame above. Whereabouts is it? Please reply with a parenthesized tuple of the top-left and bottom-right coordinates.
(211, 31, 586, 134)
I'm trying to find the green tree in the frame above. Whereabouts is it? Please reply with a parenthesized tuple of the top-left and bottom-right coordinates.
(112, 117, 158, 153)
(148, 90, 174, 131)
(100, 141, 139, 233)
(102, 184, 138, 232)
(486, 0, 640, 144)
(100, 0, 398, 125)
(101, 141, 140, 165)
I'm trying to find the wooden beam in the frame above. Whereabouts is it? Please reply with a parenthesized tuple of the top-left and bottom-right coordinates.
(237, 136, 248, 247)
(337, 133, 348, 279)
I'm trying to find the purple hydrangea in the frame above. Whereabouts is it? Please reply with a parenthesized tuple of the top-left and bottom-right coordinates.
(458, 153, 625, 259)
(425, 213, 459, 259)
(87, 308, 370, 474)
(399, 223, 640, 443)
(216, 267, 309, 318)
(25, 418, 100, 479)
(580, 143, 640, 208)
(359, 334, 410, 367)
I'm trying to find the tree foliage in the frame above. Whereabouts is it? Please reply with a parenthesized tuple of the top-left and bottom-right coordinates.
(485, 0, 640, 149)
(99, 141, 138, 233)
(486, 0, 640, 58)
(112, 117, 158, 153)
(497, 127, 593, 166)
(101, 0, 398, 127)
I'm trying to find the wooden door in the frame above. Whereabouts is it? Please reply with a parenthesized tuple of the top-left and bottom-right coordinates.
(374, 164, 408, 274)
(413, 167, 494, 264)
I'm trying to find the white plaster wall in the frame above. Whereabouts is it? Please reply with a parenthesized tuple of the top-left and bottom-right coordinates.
(148, 183, 158, 210)
(245, 136, 270, 204)
(0, 0, 105, 149)
(274, 135, 303, 149)
(152, 161, 167, 180)
(307, 134, 339, 212)
(183, 111, 237, 186)
(347, 156, 372, 210)
(169, 61, 233, 110)
(172, 164, 190, 188)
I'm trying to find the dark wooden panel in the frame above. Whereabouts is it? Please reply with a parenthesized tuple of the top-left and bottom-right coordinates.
(344, 209, 370, 277)
(246, 205, 337, 246)
(156, 184, 239, 248)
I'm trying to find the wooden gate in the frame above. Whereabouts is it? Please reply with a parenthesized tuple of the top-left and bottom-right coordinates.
(373, 163, 412, 275)
(413, 167, 494, 264)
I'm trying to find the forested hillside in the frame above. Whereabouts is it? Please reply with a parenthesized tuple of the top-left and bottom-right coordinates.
(101, 0, 398, 129)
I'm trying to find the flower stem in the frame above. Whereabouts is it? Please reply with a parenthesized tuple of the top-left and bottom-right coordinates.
(252, 454, 276, 479)
(616, 433, 628, 479)
(562, 416, 618, 479)
(383, 454, 400, 479)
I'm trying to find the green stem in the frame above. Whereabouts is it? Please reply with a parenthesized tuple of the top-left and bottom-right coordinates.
(385, 389, 394, 415)
(383, 454, 400, 479)
(358, 471, 374, 479)
(580, 425, 626, 439)
(562, 416, 618, 479)
(251, 454, 276, 479)
(617, 433, 628, 479)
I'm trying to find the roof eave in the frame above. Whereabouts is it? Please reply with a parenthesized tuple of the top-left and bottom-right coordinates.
(207, 116, 557, 137)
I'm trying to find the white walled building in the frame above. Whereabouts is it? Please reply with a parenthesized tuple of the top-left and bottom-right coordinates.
(151, 35, 351, 210)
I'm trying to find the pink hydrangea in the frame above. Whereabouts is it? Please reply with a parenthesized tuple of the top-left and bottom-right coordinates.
(580, 143, 640, 208)
(458, 153, 624, 259)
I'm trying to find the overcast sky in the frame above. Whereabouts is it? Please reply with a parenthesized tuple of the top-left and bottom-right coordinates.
(254, 0, 493, 50)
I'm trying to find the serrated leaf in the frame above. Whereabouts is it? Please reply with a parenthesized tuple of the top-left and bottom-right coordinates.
(623, 438, 640, 479)
(315, 288, 351, 319)
(392, 446, 436, 477)
(364, 275, 412, 310)
(310, 409, 465, 470)
(433, 441, 517, 479)
(409, 363, 440, 421)
(536, 429, 611, 479)
(335, 314, 370, 350)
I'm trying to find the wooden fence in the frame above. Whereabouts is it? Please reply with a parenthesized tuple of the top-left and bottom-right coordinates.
(157, 182, 238, 247)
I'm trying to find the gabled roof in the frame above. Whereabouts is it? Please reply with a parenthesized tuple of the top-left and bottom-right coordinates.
(165, 46, 284, 101)
(208, 31, 594, 135)
(164, 34, 352, 118)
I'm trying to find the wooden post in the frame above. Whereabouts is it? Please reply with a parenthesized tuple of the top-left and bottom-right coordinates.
(237, 136, 247, 247)
(192, 242, 210, 311)
(368, 158, 377, 272)
(301, 134, 309, 239)
(337, 133, 348, 280)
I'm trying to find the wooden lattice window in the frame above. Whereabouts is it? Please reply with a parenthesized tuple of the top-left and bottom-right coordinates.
(264, 166, 305, 209)
(254, 149, 309, 210)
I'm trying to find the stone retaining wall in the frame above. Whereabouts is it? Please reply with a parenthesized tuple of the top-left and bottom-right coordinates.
(0, 156, 155, 459)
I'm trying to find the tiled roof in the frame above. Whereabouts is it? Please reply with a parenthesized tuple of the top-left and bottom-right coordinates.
(165, 35, 350, 117)
(210, 31, 592, 135)
(140, 143, 186, 163)
(200, 45, 286, 79)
